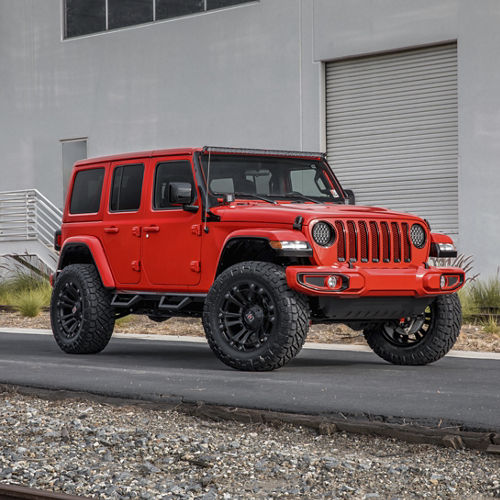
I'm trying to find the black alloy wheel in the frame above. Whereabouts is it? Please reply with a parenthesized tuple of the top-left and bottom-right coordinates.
(363, 293, 462, 365)
(380, 305, 434, 347)
(203, 261, 310, 371)
(55, 280, 84, 339)
(219, 281, 276, 352)
(50, 264, 115, 354)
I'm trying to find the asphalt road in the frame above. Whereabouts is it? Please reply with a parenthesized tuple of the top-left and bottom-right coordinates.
(0, 331, 498, 432)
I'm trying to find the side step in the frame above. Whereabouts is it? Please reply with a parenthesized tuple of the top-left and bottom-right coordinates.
(111, 292, 207, 318)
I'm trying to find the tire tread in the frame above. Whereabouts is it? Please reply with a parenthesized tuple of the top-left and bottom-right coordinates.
(203, 261, 310, 371)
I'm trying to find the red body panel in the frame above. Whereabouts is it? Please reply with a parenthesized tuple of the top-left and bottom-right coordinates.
(58, 148, 464, 298)
(60, 236, 115, 288)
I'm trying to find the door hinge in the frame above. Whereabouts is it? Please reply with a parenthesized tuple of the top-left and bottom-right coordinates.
(191, 224, 202, 237)
(132, 226, 141, 237)
(190, 260, 201, 273)
(131, 260, 141, 272)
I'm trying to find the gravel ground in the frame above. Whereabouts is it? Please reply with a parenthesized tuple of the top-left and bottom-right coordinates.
(0, 391, 498, 499)
(1, 311, 499, 353)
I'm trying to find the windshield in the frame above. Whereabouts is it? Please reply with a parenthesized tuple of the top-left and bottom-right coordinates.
(200, 155, 344, 204)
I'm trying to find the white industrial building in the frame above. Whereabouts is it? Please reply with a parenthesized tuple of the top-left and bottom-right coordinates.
(0, 0, 499, 276)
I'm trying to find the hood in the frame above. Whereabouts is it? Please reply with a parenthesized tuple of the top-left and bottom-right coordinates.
(211, 202, 423, 225)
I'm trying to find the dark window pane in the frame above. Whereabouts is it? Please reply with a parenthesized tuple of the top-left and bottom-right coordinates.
(110, 164, 144, 211)
(65, 0, 106, 38)
(207, 0, 254, 10)
(154, 161, 195, 209)
(70, 168, 105, 214)
(108, 0, 153, 30)
(156, 0, 204, 20)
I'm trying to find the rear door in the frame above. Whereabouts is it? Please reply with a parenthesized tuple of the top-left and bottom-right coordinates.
(141, 156, 202, 286)
(101, 161, 145, 285)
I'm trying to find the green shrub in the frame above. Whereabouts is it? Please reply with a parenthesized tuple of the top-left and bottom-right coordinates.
(468, 271, 500, 314)
(0, 271, 51, 317)
(12, 288, 49, 318)
(457, 287, 477, 324)
(481, 315, 500, 335)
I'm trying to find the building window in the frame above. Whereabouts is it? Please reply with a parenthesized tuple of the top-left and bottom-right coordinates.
(65, 0, 106, 38)
(108, 0, 153, 30)
(63, 0, 257, 38)
(156, 0, 204, 20)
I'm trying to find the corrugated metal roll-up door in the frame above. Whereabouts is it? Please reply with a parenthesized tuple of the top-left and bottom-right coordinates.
(326, 43, 458, 237)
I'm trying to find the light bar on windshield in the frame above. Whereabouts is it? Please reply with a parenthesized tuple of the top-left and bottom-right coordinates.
(202, 146, 326, 159)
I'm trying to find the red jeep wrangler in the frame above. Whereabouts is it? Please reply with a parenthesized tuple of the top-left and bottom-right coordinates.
(50, 147, 464, 371)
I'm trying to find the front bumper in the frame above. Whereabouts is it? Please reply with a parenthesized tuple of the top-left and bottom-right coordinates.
(286, 265, 465, 298)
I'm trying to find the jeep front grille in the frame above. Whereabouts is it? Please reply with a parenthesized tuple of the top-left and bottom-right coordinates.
(335, 220, 412, 264)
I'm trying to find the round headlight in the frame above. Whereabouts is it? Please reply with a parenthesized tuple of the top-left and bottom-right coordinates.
(312, 221, 335, 247)
(410, 223, 427, 249)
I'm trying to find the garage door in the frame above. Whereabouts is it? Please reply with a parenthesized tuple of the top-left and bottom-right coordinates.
(326, 43, 458, 236)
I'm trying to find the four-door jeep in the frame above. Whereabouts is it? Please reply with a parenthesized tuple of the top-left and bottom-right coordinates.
(50, 146, 464, 370)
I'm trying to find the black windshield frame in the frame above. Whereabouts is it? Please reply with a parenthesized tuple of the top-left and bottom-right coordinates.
(199, 154, 345, 206)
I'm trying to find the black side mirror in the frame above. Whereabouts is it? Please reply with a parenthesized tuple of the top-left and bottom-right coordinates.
(344, 189, 355, 205)
(169, 182, 192, 205)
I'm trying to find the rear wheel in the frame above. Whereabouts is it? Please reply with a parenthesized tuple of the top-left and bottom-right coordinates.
(363, 293, 462, 365)
(203, 261, 310, 371)
(50, 264, 115, 354)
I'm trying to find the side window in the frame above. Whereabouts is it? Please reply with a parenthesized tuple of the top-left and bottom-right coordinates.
(70, 168, 105, 214)
(154, 161, 195, 209)
(110, 164, 144, 212)
(290, 168, 328, 197)
(210, 177, 234, 194)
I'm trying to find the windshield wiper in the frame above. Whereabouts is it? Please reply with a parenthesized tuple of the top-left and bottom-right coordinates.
(278, 192, 322, 204)
(233, 192, 277, 205)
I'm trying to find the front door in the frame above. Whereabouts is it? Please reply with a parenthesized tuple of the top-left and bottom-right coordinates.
(101, 161, 145, 285)
(142, 157, 202, 286)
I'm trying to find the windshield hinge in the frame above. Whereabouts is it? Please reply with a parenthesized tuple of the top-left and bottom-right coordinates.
(293, 216, 304, 231)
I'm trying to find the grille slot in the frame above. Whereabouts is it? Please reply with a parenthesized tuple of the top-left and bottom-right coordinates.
(335, 221, 346, 262)
(391, 222, 401, 263)
(369, 222, 380, 262)
(359, 221, 369, 262)
(333, 220, 412, 264)
(381, 223, 391, 262)
(347, 221, 357, 262)
(402, 223, 411, 262)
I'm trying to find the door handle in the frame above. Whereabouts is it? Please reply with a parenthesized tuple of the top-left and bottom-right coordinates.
(143, 225, 160, 233)
(104, 226, 119, 234)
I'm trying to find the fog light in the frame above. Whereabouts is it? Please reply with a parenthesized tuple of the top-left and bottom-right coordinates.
(327, 275, 339, 289)
(440, 275, 447, 288)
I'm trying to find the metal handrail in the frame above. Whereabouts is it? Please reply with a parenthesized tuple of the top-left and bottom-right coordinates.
(0, 189, 62, 247)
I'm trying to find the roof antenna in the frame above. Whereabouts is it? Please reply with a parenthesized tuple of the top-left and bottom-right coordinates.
(203, 148, 211, 233)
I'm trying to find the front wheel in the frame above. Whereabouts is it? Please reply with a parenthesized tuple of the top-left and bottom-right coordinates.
(363, 293, 462, 365)
(203, 261, 310, 371)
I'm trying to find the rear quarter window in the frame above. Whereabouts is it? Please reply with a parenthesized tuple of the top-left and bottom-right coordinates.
(70, 168, 105, 214)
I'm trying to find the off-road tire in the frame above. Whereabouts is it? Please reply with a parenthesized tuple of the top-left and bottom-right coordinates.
(203, 261, 310, 371)
(363, 293, 462, 365)
(50, 264, 115, 354)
